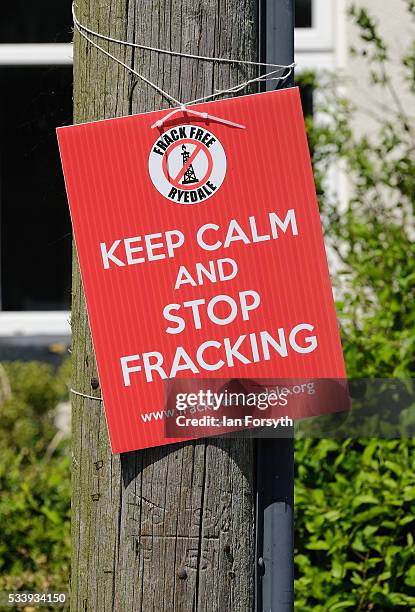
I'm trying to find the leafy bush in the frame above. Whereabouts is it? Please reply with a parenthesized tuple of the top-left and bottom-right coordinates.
(295, 439, 415, 610)
(295, 2, 415, 608)
(0, 450, 71, 594)
(0, 361, 71, 599)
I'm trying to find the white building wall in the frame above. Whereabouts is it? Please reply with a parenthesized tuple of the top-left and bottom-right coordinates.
(345, 0, 414, 135)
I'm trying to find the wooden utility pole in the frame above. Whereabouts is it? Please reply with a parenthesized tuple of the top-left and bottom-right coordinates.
(71, 2, 257, 610)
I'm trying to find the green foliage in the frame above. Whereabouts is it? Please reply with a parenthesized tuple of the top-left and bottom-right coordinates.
(295, 2, 415, 608)
(295, 439, 415, 610)
(0, 361, 70, 597)
(0, 361, 70, 455)
(0, 449, 71, 594)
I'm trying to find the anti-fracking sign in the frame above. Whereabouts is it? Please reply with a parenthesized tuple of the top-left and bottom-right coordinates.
(57, 88, 346, 454)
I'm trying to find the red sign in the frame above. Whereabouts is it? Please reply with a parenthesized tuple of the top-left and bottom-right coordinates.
(57, 88, 346, 453)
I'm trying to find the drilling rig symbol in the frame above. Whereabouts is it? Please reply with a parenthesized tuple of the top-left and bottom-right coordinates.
(181, 144, 199, 185)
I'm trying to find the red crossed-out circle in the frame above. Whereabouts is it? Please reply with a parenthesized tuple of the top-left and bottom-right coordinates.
(162, 139, 213, 191)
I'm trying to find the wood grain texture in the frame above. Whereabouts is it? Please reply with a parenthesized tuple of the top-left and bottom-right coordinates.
(72, 1, 257, 610)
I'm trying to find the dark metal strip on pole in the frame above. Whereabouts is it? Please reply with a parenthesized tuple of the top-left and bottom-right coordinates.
(255, 438, 294, 611)
(256, 1, 295, 611)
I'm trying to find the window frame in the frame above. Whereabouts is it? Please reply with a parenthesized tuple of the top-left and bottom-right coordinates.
(295, 0, 336, 52)
(0, 312, 70, 336)
(0, 42, 72, 337)
(0, 43, 72, 65)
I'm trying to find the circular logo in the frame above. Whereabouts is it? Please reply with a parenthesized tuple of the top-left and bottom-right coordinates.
(148, 125, 226, 204)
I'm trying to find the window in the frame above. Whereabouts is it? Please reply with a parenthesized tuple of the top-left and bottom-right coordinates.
(294, 0, 344, 256)
(0, 2, 72, 43)
(294, 0, 339, 115)
(0, 8, 72, 337)
(294, 0, 341, 98)
(295, 0, 336, 53)
(0, 66, 72, 311)
(295, 0, 312, 28)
